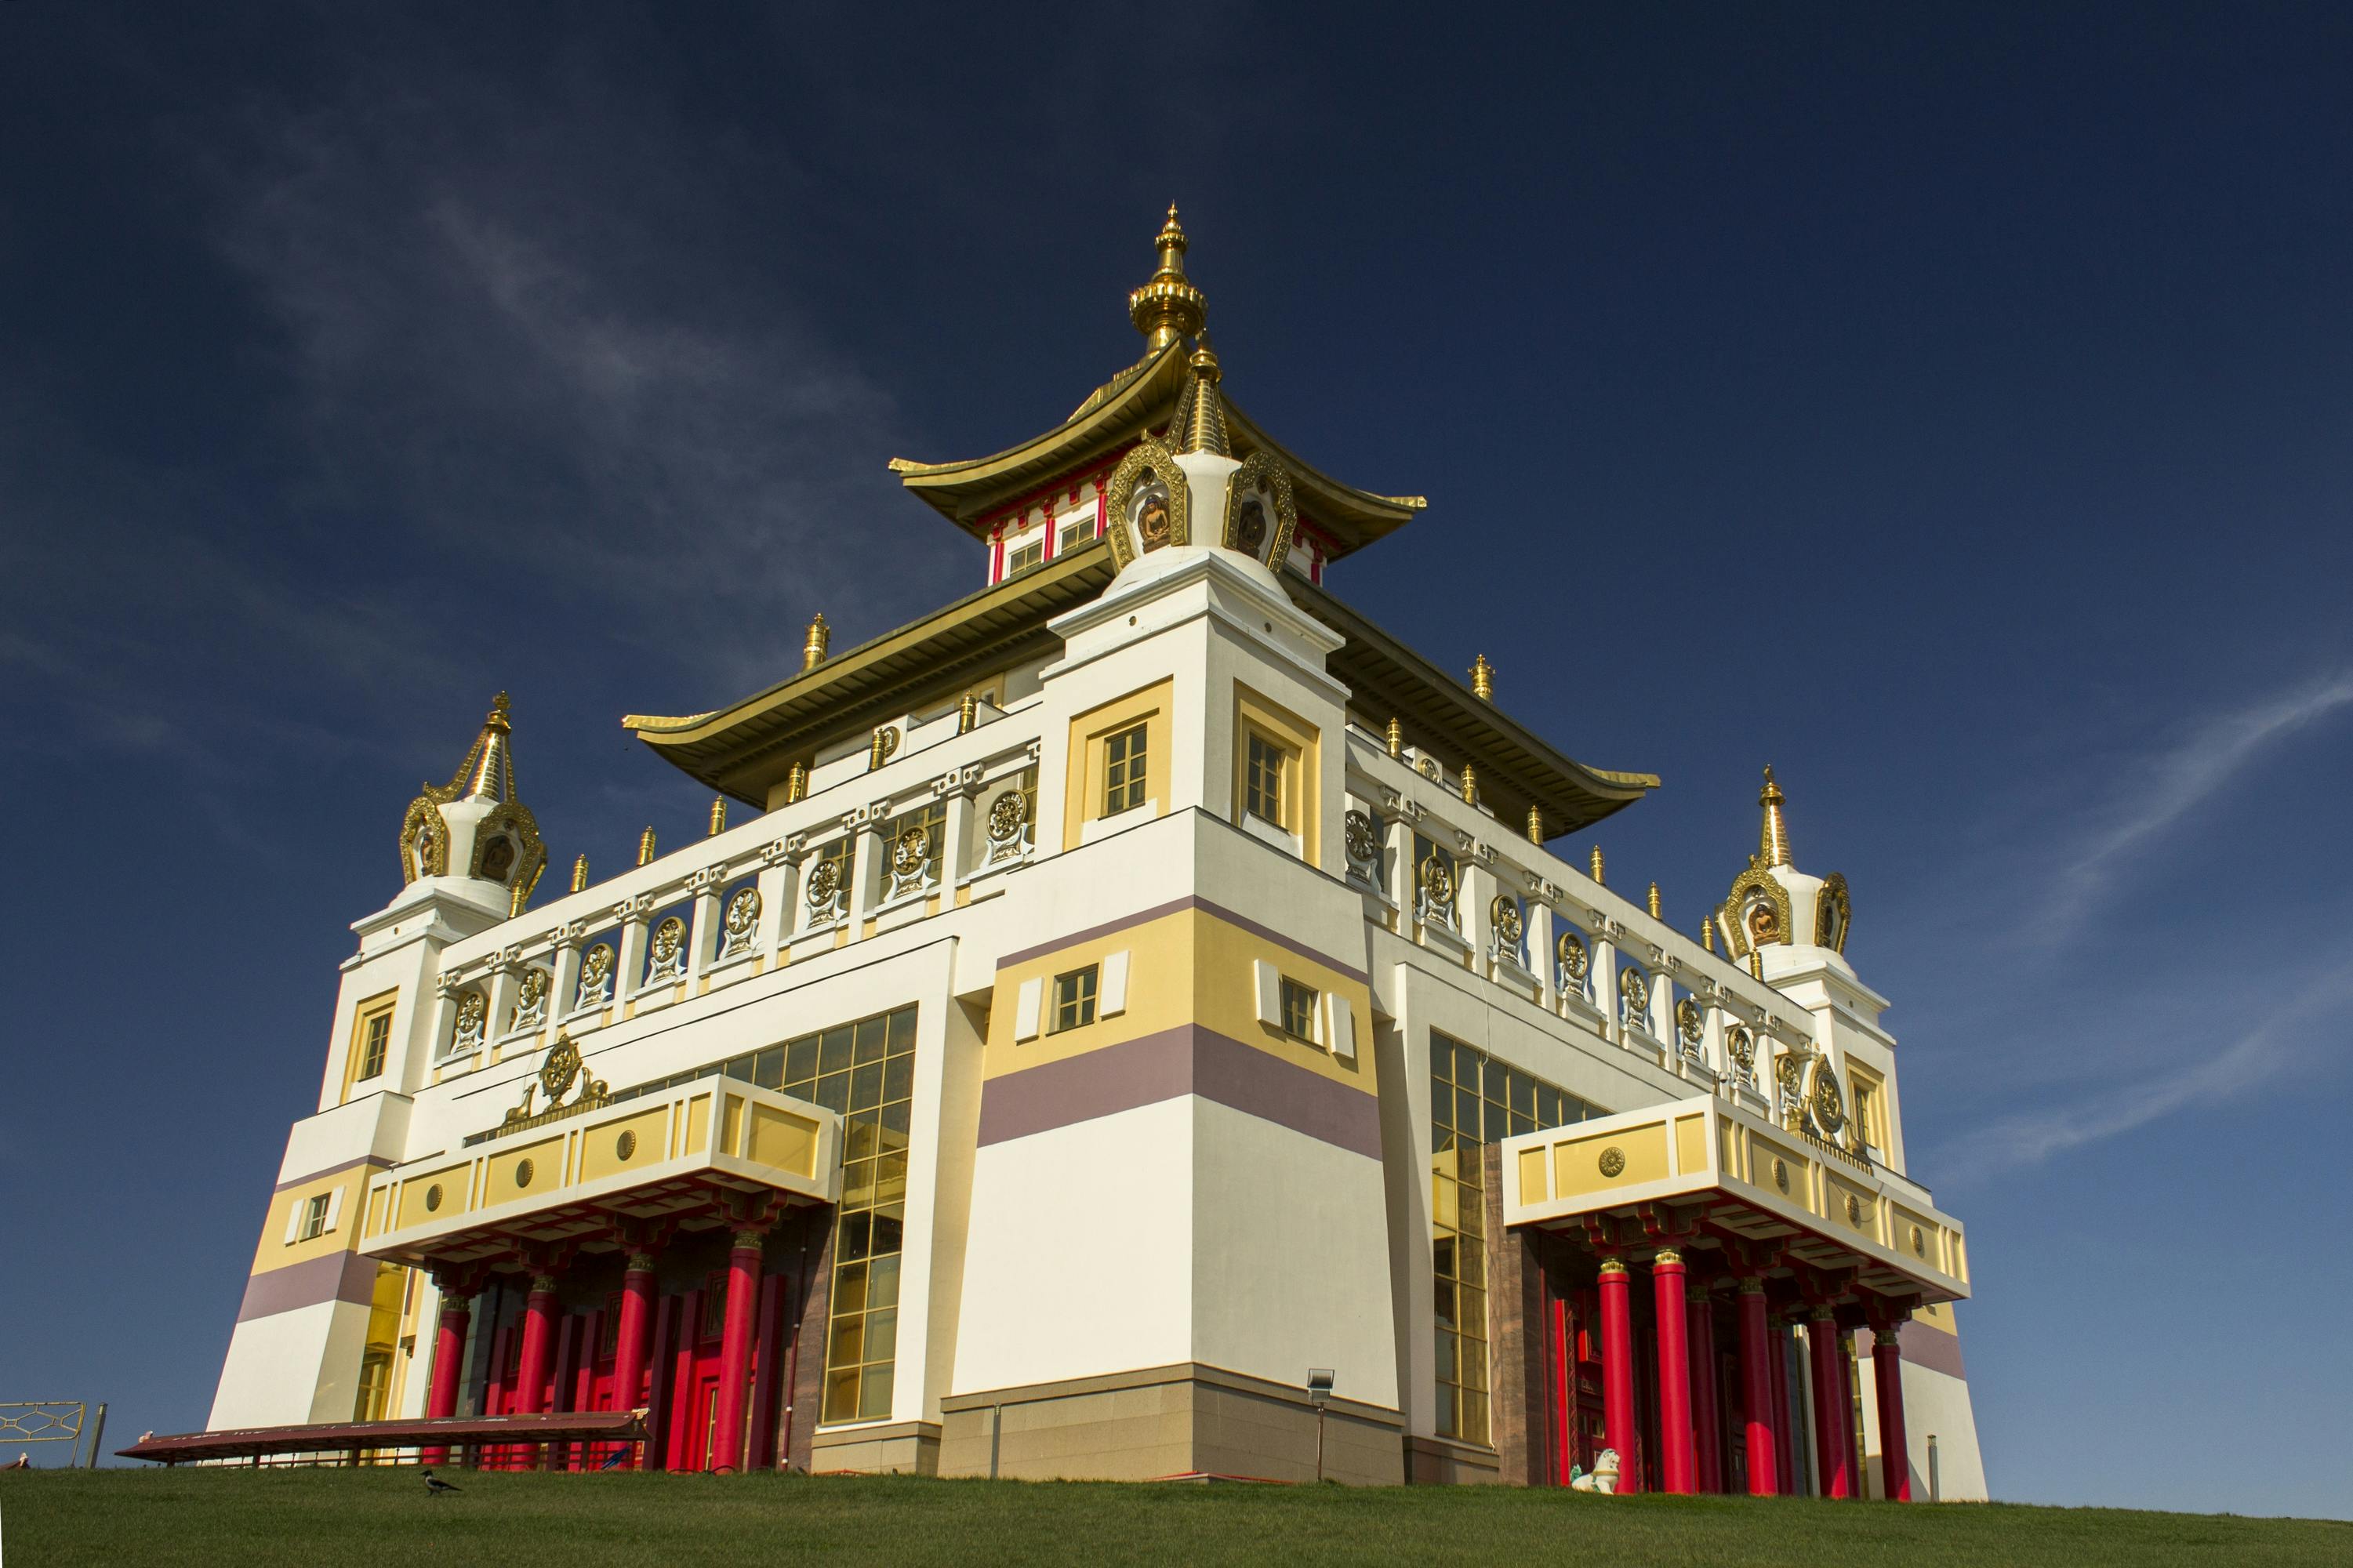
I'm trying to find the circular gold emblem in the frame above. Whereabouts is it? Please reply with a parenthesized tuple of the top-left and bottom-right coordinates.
(514, 1158, 536, 1189)
(1414, 754, 1441, 780)
(1598, 1146, 1626, 1178)
(1725, 1024, 1756, 1073)
(1846, 1194, 1861, 1225)
(456, 990, 487, 1033)
(616, 1130, 637, 1161)
(1810, 1065, 1847, 1134)
(650, 916, 685, 966)
(580, 945, 613, 987)
(1491, 896, 1524, 947)
(1618, 965, 1649, 1020)
(423, 1183, 444, 1213)
(986, 789, 1029, 844)
(1556, 931, 1589, 981)
(724, 887, 761, 936)
(1911, 1225, 1926, 1258)
(1419, 854, 1455, 906)
(1234, 496, 1268, 557)
(806, 857, 842, 906)
(1676, 997, 1705, 1047)
(1342, 809, 1378, 865)
(1774, 1158, 1790, 1193)
(892, 826, 930, 877)
(518, 968, 548, 1007)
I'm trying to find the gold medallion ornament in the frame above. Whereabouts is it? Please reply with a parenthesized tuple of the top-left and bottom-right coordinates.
(455, 990, 487, 1038)
(1598, 1145, 1627, 1178)
(1846, 1194, 1863, 1225)
(1342, 809, 1378, 865)
(649, 916, 685, 969)
(1911, 1225, 1926, 1258)
(1810, 1062, 1847, 1136)
(616, 1130, 637, 1160)
(1776, 1051, 1807, 1105)
(1676, 997, 1705, 1048)
(518, 968, 548, 1009)
(1418, 853, 1455, 907)
(515, 1158, 535, 1189)
(805, 857, 843, 907)
(579, 944, 613, 990)
(537, 1033, 585, 1102)
(1414, 754, 1441, 781)
(986, 789, 1029, 845)
(1491, 896, 1524, 948)
(1725, 1023, 1756, 1074)
(893, 826, 931, 877)
(724, 887, 761, 938)
(424, 1183, 443, 1213)
(1556, 930, 1590, 981)
(1618, 964, 1650, 1022)
(1774, 1158, 1790, 1193)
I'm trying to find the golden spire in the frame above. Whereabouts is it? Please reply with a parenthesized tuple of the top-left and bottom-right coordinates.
(785, 761, 809, 804)
(1527, 805, 1545, 844)
(1647, 881, 1662, 920)
(1470, 655, 1495, 701)
(1175, 339, 1231, 456)
(1386, 717, 1403, 760)
(803, 614, 830, 672)
(1701, 915, 1716, 953)
(446, 691, 517, 804)
(1128, 204, 1207, 352)
(1758, 765, 1792, 868)
(1459, 764, 1478, 808)
(1589, 845, 1606, 884)
(637, 826, 657, 867)
(708, 794, 727, 837)
(571, 854, 588, 893)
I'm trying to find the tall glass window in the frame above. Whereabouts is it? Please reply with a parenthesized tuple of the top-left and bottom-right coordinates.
(1429, 1031, 1603, 1446)
(1102, 724, 1149, 815)
(1245, 731, 1286, 826)
(820, 1006, 918, 1421)
(356, 1007, 391, 1081)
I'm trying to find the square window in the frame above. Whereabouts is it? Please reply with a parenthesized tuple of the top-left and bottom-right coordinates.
(1052, 966, 1098, 1033)
(1278, 977, 1317, 1042)
(1004, 535, 1044, 575)
(1245, 731, 1287, 827)
(1102, 723, 1149, 816)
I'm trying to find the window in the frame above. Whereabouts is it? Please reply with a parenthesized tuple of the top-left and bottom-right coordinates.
(300, 1192, 331, 1241)
(1102, 723, 1149, 816)
(1279, 977, 1318, 1041)
(355, 1007, 391, 1082)
(1052, 966, 1099, 1033)
(1429, 1033, 1603, 1446)
(1056, 510, 1096, 554)
(1245, 731, 1287, 827)
(1004, 534, 1044, 576)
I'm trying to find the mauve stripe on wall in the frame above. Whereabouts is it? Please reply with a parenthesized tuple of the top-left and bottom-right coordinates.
(236, 1250, 382, 1323)
(1898, 1317, 1967, 1380)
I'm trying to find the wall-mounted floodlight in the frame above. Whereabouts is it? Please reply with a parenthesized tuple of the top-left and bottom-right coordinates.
(1307, 1369, 1336, 1482)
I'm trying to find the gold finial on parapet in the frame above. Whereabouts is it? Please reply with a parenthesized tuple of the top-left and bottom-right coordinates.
(803, 613, 830, 673)
(1527, 806, 1544, 845)
(1647, 881, 1662, 920)
(1589, 845, 1606, 884)
(1470, 655, 1495, 701)
(1460, 765, 1478, 808)
(785, 762, 809, 804)
(1175, 339, 1231, 456)
(1128, 204, 1207, 352)
(958, 693, 979, 734)
(1701, 914, 1716, 953)
(708, 795, 727, 837)
(571, 854, 588, 893)
(637, 826, 656, 867)
(1386, 717, 1403, 760)
(1758, 764, 1792, 868)
(1748, 950, 1763, 980)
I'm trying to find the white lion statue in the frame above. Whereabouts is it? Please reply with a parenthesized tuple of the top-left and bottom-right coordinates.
(1568, 1447, 1621, 1494)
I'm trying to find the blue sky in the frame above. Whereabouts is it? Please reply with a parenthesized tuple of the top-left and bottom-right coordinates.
(4, 4, 2348, 1515)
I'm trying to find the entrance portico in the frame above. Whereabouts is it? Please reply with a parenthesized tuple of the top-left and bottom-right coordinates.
(358, 1074, 838, 1471)
(1491, 1094, 1967, 1499)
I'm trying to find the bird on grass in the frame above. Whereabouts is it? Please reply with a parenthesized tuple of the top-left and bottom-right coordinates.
(422, 1468, 463, 1497)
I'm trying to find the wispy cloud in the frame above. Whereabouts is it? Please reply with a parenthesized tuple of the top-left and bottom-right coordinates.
(2035, 669, 2353, 941)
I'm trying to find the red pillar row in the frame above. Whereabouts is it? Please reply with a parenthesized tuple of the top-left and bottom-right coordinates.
(1651, 1250, 1697, 1494)
(1737, 1281, 1778, 1495)
(1874, 1325, 1912, 1501)
(1807, 1308, 1851, 1499)
(1597, 1258, 1637, 1492)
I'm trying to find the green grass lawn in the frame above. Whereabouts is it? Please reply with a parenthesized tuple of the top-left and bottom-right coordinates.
(3, 1469, 2343, 1567)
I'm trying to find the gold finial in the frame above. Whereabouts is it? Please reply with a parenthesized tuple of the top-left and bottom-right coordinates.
(570, 854, 588, 893)
(1701, 915, 1716, 953)
(1589, 845, 1605, 884)
(1459, 764, 1478, 808)
(803, 613, 830, 672)
(1127, 204, 1207, 351)
(1386, 717, 1403, 760)
(708, 794, 727, 837)
(785, 761, 809, 804)
(1647, 881, 1662, 920)
(637, 826, 656, 867)
(958, 693, 979, 734)
(868, 726, 899, 771)
(1758, 764, 1792, 868)
(1748, 950, 1763, 980)
(1470, 655, 1495, 701)
(1527, 806, 1544, 844)
(1176, 339, 1231, 456)
(486, 691, 513, 731)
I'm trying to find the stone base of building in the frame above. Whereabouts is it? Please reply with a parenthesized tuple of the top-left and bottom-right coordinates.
(810, 1420, 942, 1475)
(938, 1363, 1404, 1485)
(1403, 1434, 1502, 1485)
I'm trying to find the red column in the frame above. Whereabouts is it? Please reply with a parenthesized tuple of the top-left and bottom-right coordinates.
(1807, 1308, 1851, 1498)
(1872, 1325, 1912, 1501)
(1651, 1249, 1697, 1494)
(1688, 1289, 1724, 1494)
(1768, 1316, 1795, 1494)
(610, 1251, 658, 1465)
(419, 1292, 470, 1465)
(1737, 1281, 1779, 1496)
(710, 1228, 766, 1473)
(1597, 1258, 1638, 1493)
(513, 1276, 558, 1414)
(1549, 1293, 1573, 1485)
